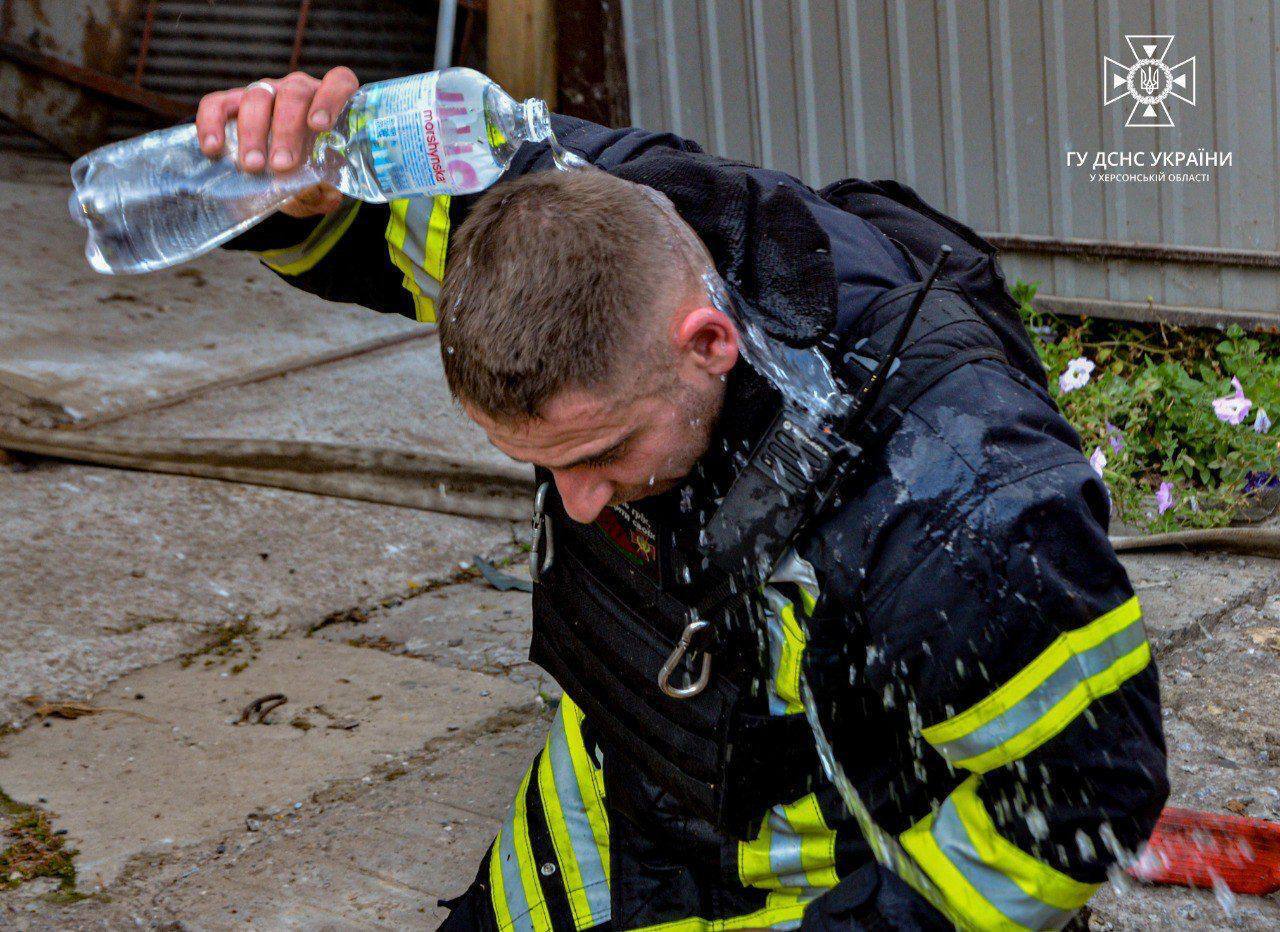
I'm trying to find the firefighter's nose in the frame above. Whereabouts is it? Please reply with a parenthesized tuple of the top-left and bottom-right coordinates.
(554, 472, 613, 524)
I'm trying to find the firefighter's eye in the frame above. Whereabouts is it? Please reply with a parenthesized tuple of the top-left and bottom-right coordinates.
(578, 439, 629, 469)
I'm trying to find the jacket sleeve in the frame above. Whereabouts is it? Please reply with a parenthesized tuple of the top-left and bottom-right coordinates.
(221, 194, 446, 322)
(808, 357, 1168, 930)
(899, 469, 1164, 929)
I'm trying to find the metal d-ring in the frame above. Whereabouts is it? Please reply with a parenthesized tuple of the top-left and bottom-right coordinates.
(658, 618, 713, 699)
(530, 481, 555, 582)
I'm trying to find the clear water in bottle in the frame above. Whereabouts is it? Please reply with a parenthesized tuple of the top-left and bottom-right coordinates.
(69, 67, 571, 274)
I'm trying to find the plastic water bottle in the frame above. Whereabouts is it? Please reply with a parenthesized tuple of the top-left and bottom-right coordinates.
(69, 67, 568, 274)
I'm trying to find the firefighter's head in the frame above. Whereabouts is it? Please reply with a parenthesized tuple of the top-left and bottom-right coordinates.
(440, 169, 739, 524)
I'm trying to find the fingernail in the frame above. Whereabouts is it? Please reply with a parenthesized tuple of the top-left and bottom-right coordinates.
(244, 150, 265, 170)
(271, 149, 292, 169)
(203, 134, 219, 151)
(311, 110, 329, 127)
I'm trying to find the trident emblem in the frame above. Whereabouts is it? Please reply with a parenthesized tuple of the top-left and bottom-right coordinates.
(1103, 35, 1196, 128)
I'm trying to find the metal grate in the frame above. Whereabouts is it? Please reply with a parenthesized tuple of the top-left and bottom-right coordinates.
(112, 0, 482, 140)
(0, 114, 58, 158)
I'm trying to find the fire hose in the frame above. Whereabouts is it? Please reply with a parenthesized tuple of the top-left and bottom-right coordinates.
(0, 425, 533, 522)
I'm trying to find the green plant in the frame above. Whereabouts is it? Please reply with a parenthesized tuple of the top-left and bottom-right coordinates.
(1013, 281, 1280, 531)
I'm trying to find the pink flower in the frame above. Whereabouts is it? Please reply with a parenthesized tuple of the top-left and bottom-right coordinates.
(1058, 357, 1095, 394)
(1155, 482, 1174, 514)
(1212, 377, 1253, 425)
(1089, 447, 1107, 477)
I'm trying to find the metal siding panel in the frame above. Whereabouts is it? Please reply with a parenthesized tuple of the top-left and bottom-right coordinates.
(1157, 0, 1224, 311)
(807, 0, 848, 185)
(990, 0, 1055, 290)
(748, 0, 802, 174)
(848, 0, 896, 179)
(657, 0, 700, 139)
(621, 0, 663, 129)
(619, 0, 1280, 321)
(892, 1, 948, 207)
(1218, 1, 1280, 313)
(703, 0, 759, 162)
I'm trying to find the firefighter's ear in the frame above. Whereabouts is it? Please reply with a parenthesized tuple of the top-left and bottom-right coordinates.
(672, 305, 738, 377)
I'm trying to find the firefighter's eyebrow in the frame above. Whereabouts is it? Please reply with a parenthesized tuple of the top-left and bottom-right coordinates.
(555, 434, 633, 470)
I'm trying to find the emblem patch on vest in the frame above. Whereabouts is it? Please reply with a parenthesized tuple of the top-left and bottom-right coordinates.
(596, 503, 659, 580)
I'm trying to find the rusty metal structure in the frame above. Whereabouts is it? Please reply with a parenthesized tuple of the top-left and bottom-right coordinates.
(0, 0, 489, 156)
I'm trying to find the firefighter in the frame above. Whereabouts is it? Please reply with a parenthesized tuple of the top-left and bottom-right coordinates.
(201, 69, 1168, 930)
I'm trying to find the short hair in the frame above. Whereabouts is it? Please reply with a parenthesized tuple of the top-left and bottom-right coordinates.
(438, 169, 703, 421)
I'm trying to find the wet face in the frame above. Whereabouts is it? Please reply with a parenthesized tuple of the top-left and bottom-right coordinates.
(465, 304, 740, 524)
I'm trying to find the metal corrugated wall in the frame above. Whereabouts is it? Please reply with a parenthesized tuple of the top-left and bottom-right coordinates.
(114, 0, 456, 139)
(621, 0, 1280, 326)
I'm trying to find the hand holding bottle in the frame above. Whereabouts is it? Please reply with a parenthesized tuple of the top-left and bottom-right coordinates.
(194, 67, 360, 218)
(70, 67, 560, 274)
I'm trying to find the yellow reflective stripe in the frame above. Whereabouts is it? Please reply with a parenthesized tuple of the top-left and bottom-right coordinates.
(536, 708, 611, 929)
(637, 890, 812, 931)
(385, 195, 450, 323)
(511, 766, 555, 931)
(921, 597, 1150, 772)
(949, 777, 1096, 911)
(900, 776, 1096, 931)
(385, 197, 428, 318)
(923, 597, 1141, 745)
(561, 697, 611, 882)
(419, 193, 451, 322)
(736, 806, 775, 889)
(488, 828, 517, 932)
(257, 198, 361, 275)
(959, 640, 1150, 773)
(902, 810, 1023, 932)
(535, 751, 589, 927)
(789, 794, 840, 889)
(775, 601, 806, 714)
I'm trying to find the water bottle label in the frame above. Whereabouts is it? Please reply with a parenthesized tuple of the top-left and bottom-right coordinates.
(367, 72, 493, 197)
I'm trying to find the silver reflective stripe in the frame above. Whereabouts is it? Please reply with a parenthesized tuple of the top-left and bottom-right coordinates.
(767, 810, 806, 881)
(932, 795, 1076, 930)
(931, 618, 1148, 765)
(399, 196, 442, 302)
(496, 822, 535, 932)
(769, 549, 820, 600)
(762, 590, 791, 716)
(546, 712, 612, 924)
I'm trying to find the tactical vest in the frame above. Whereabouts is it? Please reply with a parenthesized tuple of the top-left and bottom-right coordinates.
(525, 177, 1045, 842)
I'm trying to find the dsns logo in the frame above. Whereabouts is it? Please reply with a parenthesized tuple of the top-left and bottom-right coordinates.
(1103, 35, 1195, 128)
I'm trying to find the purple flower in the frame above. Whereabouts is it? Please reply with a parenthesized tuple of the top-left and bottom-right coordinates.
(1254, 407, 1272, 434)
(1106, 422, 1125, 453)
(1212, 377, 1253, 425)
(1155, 482, 1175, 514)
(1089, 447, 1107, 477)
(1058, 357, 1095, 394)
(1244, 471, 1280, 495)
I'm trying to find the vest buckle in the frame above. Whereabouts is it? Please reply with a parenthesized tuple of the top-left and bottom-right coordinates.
(530, 481, 555, 582)
(658, 618, 713, 699)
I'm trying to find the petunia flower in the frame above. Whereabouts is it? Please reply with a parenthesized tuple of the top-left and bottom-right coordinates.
(1089, 447, 1107, 477)
(1244, 471, 1280, 495)
(1106, 422, 1125, 453)
(1212, 377, 1252, 425)
(1058, 357, 1095, 394)
(1254, 408, 1272, 434)
(1155, 482, 1174, 514)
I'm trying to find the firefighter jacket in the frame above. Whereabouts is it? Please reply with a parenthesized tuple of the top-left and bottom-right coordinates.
(225, 115, 1169, 931)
